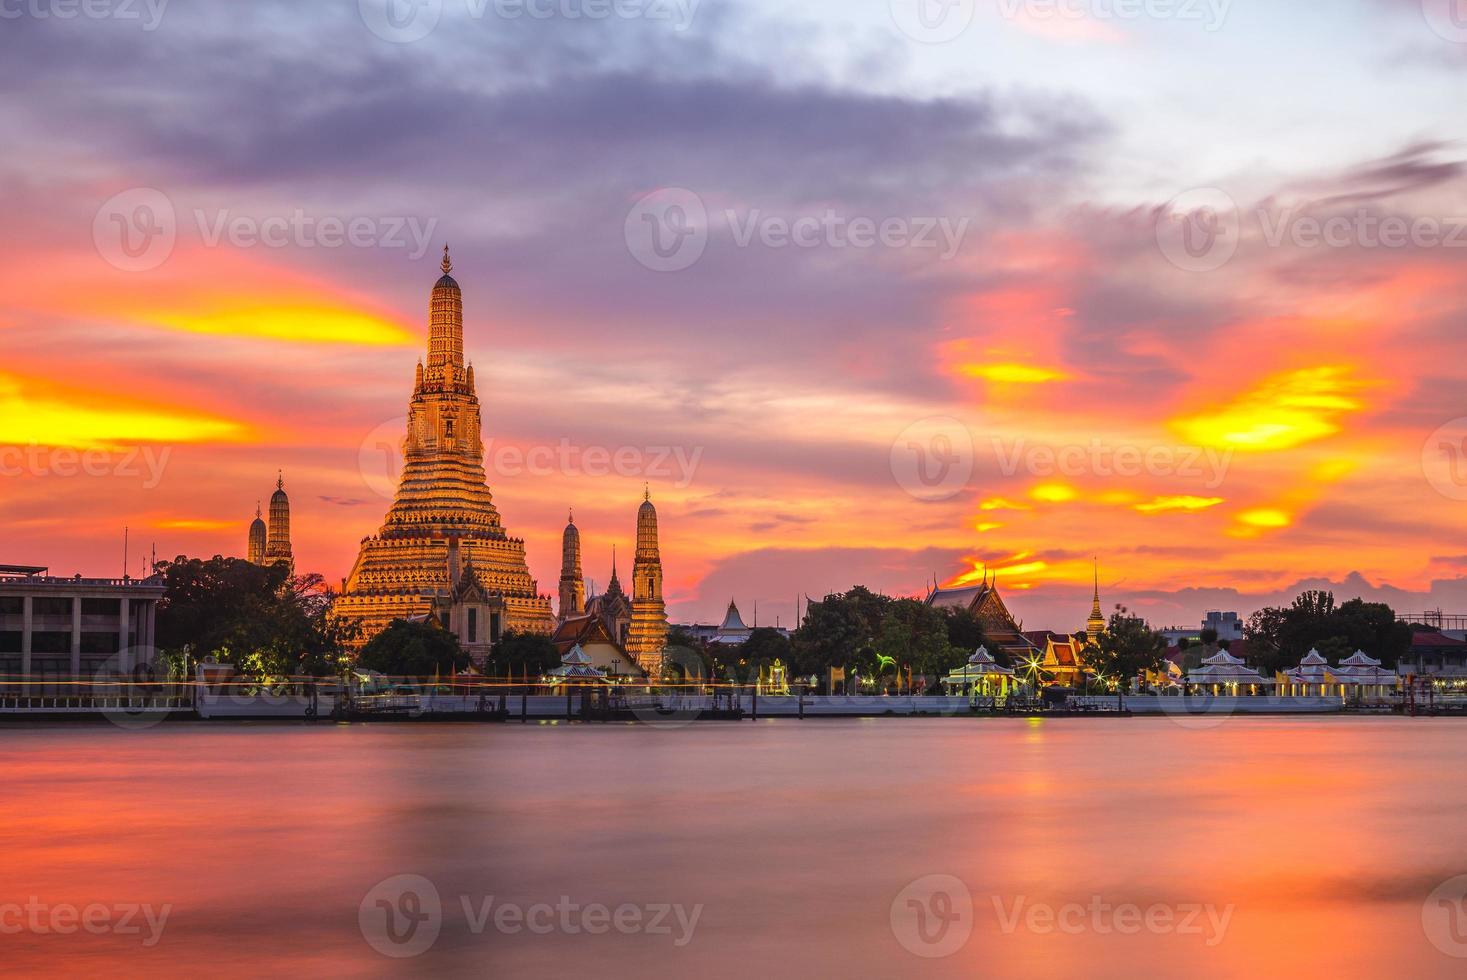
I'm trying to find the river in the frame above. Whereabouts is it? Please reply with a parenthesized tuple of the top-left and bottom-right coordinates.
(4, 717, 1466, 977)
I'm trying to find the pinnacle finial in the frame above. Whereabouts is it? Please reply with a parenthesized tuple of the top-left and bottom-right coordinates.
(644, 482, 650, 503)
(441, 244, 452, 275)
(256, 500, 261, 518)
(277, 469, 283, 491)
(568, 507, 574, 524)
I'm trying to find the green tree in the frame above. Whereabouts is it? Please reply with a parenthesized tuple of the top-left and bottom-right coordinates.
(358, 619, 468, 679)
(1246, 591, 1410, 672)
(875, 599, 966, 688)
(154, 556, 355, 678)
(1085, 613, 1168, 708)
(791, 587, 890, 678)
(490, 630, 562, 678)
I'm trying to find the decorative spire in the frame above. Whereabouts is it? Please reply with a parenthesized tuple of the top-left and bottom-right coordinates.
(568, 507, 574, 524)
(255, 501, 261, 519)
(441, 244, 452, 275)
(644, 482, 650, 502)
(277, 469, 284, 491)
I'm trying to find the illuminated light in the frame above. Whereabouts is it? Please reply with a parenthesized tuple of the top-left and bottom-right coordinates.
(1171, 366, 1368, 452)
(1030, 482, 1077, 503)
(979, 497, 1032, 511)
(0, 372, 248, 449)
(959, 363, 1069, 384)
(1135, 495, 1225, 514)
(1238, 508, 1291, 529)
(140, 304, 416, 347)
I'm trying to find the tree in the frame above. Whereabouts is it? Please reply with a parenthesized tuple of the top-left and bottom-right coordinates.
(1085, 613, 1168, 708)
(358, 619, 469, 679)
(490, 630, 562, 679)
(874, 599, 967, 688)
(153, 556, 355, 678)
(791, 587, 890, 678)
(1246, 591, 1411, 672)
(942, 607, 989, 657)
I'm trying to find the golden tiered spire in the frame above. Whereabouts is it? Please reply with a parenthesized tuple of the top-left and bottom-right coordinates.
(627, 489, 667, 673)
(1086, 558, 1107, 643)
(334, 254, 554, 647)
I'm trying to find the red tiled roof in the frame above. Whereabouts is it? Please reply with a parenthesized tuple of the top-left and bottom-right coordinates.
(1412, 631, 1467, 648)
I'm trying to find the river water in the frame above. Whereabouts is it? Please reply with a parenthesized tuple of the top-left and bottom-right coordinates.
(4, 717, 1467, 977)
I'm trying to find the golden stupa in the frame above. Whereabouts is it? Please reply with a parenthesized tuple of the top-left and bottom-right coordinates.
(334, 247, 554, 646)
(625, 487, 668, 673)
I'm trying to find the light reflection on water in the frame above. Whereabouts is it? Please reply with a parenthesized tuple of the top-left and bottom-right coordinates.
(3, 717, 1466, 978)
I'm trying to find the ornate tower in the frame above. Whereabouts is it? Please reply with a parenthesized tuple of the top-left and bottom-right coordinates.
(265, 473, 293, 572)
(247, 502, 267, 565)
(558, 510, 586, 620)
(1085, 558, 1107, 644)
(334, 247, 555, 648)
(626, 487, 668, 673)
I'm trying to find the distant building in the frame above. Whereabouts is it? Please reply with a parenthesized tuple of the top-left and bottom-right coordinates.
(245, 473, 293, 571)
(0, 564, 165, 692)
(1400, 631, 1467, 682)
(625, 490, 668, 675)
(679, 600, 792, 646)
(1203, 611, 1244, 641)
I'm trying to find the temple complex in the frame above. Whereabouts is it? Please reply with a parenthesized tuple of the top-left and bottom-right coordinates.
(625, 489, 668, 674)
(926, 570, 1042, 658)
(1085, 559, 1107, 644)
(333, 248, 555, 648)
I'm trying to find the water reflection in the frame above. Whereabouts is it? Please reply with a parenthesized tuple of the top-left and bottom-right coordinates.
(3, 718, 1465, 977)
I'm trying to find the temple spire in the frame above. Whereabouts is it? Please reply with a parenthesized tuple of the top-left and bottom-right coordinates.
(441, 244, 452, 275)
(277, 469, 283, 491)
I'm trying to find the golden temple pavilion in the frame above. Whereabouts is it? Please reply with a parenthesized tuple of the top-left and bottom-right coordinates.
(333, 247, 555, 648)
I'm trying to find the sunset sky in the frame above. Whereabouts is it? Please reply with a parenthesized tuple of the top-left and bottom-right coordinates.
(3, 0, 1467, 631)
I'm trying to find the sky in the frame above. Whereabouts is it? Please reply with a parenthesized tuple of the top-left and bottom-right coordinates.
(2, 0, 1467, 632)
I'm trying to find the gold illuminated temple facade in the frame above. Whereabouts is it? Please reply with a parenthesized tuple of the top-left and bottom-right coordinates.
(333, 248, 555, 648)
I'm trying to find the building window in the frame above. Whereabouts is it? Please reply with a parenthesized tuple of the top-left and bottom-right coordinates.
(32, 597, 72, 617)
(445, 419, 455, 439)
(468, 608, 478, 644)
(0, 597, 22, 616)
(81, 598, 121, 616)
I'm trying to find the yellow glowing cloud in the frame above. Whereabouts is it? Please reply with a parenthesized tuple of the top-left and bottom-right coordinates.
(1172, 366, 1368, 452)
(959, 363, 1069, 384)
(980, 497, 1032, 511)
(155, 519, 237, 531)
(1030, 482, 1078, 503)
(0, 373, 247, 449)
(1135, 495, 1225, 514)
(975, 522, 1004, 532)
(1238, 508, 1291, 529)
(141, 304, 415, 347)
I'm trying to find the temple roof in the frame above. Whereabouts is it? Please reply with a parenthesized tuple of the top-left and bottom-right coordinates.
(719, 600, 749, 632)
